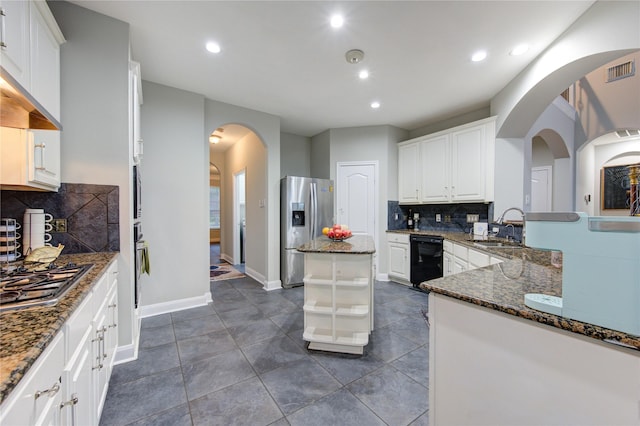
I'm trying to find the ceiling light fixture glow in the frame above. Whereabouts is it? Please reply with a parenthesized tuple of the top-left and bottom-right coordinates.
(510, 44, 529, 56)
(359, 70, 369, 79)
(330, 14, 344, 28)
(206, 41, 221, 54)
(209, 134, 221, 144)
(370, 101, 380, 109)
(471, 50, 487, 62)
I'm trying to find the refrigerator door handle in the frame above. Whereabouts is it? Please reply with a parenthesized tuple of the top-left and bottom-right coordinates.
(310, 182, 317, 240)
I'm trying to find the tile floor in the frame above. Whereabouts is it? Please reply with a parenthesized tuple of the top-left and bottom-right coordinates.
(99, 274, 430, 425)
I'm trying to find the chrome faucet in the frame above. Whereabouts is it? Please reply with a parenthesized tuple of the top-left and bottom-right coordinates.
(505, 223, 515, 241)
(495, 207, 525, 225)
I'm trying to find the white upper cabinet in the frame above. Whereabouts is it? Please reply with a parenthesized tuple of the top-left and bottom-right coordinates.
(130, 61, 143, 164)
(398, 142, 420, 203)
(29, 1, 64, 121)
(398, 117, 496, 204)
(420, 134, 449, 203)
(0, 0, 30, 87)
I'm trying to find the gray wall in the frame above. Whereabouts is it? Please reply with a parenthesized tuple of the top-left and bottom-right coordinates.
(310, 130, 330, 179)
(49, 1, 135, 352)
(280, 132, 310, 177)
(327, 125, 408, 279)
(140, 81, 210, 306)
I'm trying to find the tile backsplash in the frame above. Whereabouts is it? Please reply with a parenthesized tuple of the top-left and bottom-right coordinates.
(388, 200, 523, 242)
(1, 183, 119, 254)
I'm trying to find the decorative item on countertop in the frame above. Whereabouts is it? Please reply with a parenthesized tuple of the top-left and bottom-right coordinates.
(0, 218, 21, 265)
(22, 209, 53, 256)
(323, 224, 353, 241)
(407, 208, 413, 230)
(24, 244, 65, 269)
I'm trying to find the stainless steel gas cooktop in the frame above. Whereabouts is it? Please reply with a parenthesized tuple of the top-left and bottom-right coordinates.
(0, 263, 93, 312)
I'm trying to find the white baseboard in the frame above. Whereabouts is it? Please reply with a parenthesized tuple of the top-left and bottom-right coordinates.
(139, 292, 213, 318)
(220, 253, 233, 264)
(264, 279, 282, 291)
(114, 342, 138, 365)
(377, 273, 390, 282)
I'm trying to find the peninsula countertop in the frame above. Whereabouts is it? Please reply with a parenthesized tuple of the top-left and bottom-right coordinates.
(396, 230, 640, 351)
(297, 235, 375, 254)
(0, 252, 119, 404)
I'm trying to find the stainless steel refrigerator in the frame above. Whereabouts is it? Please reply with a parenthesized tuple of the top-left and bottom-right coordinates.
(281, 176, 334, 287)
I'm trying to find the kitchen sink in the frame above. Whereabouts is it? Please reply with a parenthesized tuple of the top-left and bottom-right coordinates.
(473, 241, 523, 249)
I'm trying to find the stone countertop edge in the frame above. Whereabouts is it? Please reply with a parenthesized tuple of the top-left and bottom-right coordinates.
(0, 252, 119, 405)
(297, 235, 376, 254)
(391, 229, 640, 351)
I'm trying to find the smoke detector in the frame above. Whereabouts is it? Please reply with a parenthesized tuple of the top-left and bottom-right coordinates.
(345, 49, 364, 64)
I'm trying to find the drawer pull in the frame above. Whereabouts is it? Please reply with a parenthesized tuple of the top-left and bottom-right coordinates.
(34, 381, 60, 399)
(60, 394, 79, 408)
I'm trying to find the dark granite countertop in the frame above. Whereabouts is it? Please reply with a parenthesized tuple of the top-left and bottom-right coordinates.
(395, 229, 640, 351)
(297, 235, 375, 254)
(0, 252, 119, 404)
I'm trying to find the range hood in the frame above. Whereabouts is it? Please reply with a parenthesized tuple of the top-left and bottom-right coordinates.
(0, 66, 61, 130)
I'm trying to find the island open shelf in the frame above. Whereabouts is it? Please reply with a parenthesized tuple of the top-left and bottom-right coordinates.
(297, 235, 375, 355)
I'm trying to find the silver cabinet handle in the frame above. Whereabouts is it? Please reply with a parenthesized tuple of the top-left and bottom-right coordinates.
(34, 381, 60, 399)
(34, 142, 47, 171)
(60, 394, 78, 408)
(0, 8, 6, 49)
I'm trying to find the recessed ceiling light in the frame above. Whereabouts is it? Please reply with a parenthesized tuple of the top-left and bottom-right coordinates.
(330, 14, 344, 28)
(359, 70, 369, 79)
(510, 44, 529, 56)
(471, 50, 487, 62)
(370, 101, 380, 109)
(206, 41, 221, 54)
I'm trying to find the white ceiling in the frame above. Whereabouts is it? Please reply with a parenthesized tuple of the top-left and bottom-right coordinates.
(70, 0, 594, 141)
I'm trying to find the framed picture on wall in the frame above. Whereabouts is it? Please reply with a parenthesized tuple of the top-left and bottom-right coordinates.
(601, 164, 631, 210)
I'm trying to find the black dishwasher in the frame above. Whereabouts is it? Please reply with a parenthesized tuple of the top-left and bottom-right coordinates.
(410, 235, 443, 289)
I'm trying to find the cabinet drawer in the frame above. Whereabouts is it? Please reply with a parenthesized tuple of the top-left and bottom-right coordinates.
(65, 290, 93, 359)
(453, 243, 468, 260)
(443, 240, 454, 253)
(0, 332, 65, 426)
(468, 249, 490, 268)
(387, 232, 409, 244)
(92, 274, 108, 314)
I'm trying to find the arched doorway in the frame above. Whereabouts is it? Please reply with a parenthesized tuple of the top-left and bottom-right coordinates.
(530, 128, 571, 212)
(208, 123, 268, 281)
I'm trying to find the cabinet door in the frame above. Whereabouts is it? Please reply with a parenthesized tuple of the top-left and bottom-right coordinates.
(388, 242, 409, 281)
(0, 0, 30, 88)
(453, 257, 467, 274)
(443, 252, 453, 277)
(29, 2, 61, 120)
(104, 285, 118, 378)
(420, 135, 450, 203)
(398, 142, 420, 203)
(29, 130, 60, 188)
(450, 125, 486, 201)
(92, 307, 109, 419)
(0, 332, 64, 426)
(61, 325, 93, 426)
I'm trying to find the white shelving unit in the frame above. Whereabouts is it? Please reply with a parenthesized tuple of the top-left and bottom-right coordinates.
(303, 252, 374, 354)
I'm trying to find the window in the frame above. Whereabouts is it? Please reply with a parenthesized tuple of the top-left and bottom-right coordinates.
(210, 186, 220, 229)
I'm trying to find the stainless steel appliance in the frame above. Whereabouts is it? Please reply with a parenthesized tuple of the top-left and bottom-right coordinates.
(133, 165, 142, 220)
(0, 263, 93, 312)
(133, 222, 144, 308)
(280, 176, 334, 287)
(410, 235, 443, 290)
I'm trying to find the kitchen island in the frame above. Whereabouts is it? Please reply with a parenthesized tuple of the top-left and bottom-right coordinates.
(420, 252, 640, 425)
(297, 235, 375, 355)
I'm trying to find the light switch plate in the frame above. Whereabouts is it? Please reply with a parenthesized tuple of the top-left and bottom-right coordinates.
(466, 214, 479, 223)
(435, 213, 441, 222)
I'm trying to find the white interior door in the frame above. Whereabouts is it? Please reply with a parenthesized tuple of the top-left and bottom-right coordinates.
(336, 162, 377, 238)
(531, 166, 552, 211)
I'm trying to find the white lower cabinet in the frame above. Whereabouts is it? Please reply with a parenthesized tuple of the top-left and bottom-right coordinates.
(0, 260, 119, 426)
(0, 332, 65, 426)
(62, 260, 118, 426)
(443, 240, 504, 277)
(303, 252, 373, 355)
(387, 233, 410, 283)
